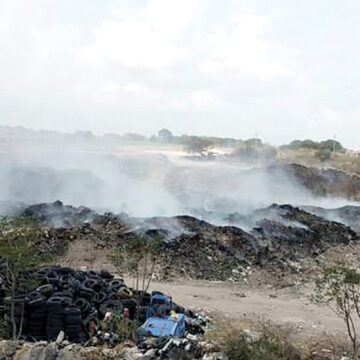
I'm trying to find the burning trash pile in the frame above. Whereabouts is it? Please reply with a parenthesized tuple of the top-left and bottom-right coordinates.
(9, 201, 360, 284)
(0, 265, 207, 358)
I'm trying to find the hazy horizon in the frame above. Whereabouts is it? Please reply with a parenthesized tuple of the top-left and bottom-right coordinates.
(1, 1, 360, 148)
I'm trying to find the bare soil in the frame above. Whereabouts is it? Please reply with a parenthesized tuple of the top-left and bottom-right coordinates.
(58, 237, 352, 341)
(146, 279, 347, 338)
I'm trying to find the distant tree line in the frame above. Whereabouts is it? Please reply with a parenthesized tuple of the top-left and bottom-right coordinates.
(280, 139, 345, 153)
(0, 125, 347, 160)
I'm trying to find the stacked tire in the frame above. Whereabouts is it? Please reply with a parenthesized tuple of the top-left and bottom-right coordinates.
(1, 265, 161, 343)
(27, 292, 47, 339)
(64, 307, 84, 343)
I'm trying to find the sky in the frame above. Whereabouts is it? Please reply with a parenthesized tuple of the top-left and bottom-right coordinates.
(1, 0, 360, 148)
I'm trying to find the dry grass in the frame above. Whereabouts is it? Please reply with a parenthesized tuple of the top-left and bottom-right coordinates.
(204, 318, 350, 360)
(278, 149, 360, 175)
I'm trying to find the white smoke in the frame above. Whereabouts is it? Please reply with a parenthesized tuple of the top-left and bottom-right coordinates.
(0, 136, 357, 222)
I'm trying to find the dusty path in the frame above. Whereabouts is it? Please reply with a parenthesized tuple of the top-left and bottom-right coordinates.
(145, 279, 347, 338)
(61, 240, 348, 338)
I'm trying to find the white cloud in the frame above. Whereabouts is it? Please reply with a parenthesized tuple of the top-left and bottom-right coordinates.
(2, 0, 360, 149)
(200, 14, 291, 78)
(314, 107, 360, 127)
(101, 81, 121, 92)
(78, 0, 197, 68)
(192, 90, 216, 106)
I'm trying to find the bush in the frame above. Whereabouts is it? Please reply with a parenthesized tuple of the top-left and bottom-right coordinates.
(0, 319, 11, 340)
(314, 263, 360, 359)
(315, 149, 331, 162)
(231, 146, 277, 161)
(319, 139, 344, 153)
(207, 320, 303, 360)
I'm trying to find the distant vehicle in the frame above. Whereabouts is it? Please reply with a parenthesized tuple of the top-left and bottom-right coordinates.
(141, 293, 186, 337)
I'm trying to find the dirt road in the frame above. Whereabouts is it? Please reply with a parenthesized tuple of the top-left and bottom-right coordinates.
(61, 240, 348, 338)
(146, 279, 347, 338)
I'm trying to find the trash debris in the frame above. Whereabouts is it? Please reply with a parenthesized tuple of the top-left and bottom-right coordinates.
(0, 265, 208, 358)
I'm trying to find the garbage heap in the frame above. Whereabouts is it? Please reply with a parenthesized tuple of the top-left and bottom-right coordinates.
(0, 265, 206, 352)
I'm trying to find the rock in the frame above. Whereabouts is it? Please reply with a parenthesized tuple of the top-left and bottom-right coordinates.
(202, 353, 229, 360)
(0, 341, 21, 358)
(101, 348, 121, 358)
(242, 329, 261, 343)
(56, 331, 65, 345)
(234, 292, 247, 298)
(57, 349, 73, 360)
(122, 347, 143, 360)
(13, 344, 43, 360)
(64, 344, 76, 352)
(34, 342, 48, 347)
(38, 343, 58, 360)
(144, 349, 157, 358)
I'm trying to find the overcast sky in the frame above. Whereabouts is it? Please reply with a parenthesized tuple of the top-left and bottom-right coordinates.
(1, 0, 360, 148)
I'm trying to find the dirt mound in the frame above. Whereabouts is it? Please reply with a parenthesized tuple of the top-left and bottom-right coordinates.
(271, 163, 360, 200)
(15, 202, 360, 282)
(301, 205, 360, 233)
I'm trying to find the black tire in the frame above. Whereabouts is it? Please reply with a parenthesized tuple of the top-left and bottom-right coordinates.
(117, 286, 133, 298)
(138, 306, 148, 323)
(64, 307, 81, 316)
(73, 271, 86, 282)
(30, 312, 47, 320)
(65, 324, 82, 332)
(58, 275, 73, 288)
(78, 285, 95, 299)
(29, 320, 46, 327)
(36, 284, 53, 297)
(74, 298, 90, 314)
(28, 295, 46, 308)
(153, 336, 169, 349)
(109, 279, 124, 289)
(83, 279, 97, 289)
(87, 270, 100, 279)
(100, 270, 113, 280)
(93, 292, 106, 305)
(64, 315, 82, 325)
(58, 267, 75, 275)
(45, 270, 59, 285)
(120, 299, 138, 320)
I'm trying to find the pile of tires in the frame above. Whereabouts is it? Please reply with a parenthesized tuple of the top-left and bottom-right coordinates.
(22, 266, 148, 342)
(0, 265, 189, 344)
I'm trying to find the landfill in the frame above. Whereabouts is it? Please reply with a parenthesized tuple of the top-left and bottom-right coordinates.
(0, 264, 207, 358)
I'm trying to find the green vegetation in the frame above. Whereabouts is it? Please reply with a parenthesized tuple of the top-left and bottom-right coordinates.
(315, 263, 360, 359)
(231, 146, 277, 161)
(183, 136, 214, 155)
(315, 149, 332, 162)
(109, 235, 161, 293)
(281, 139, 345, 153)
(0, 216, 49, 340)
(207, 320, 304, 360)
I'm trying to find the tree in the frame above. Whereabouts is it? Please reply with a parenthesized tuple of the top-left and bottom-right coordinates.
(244, 138, 263, 149)
(320, 139, 345, 153)
(158, 129, 173, 143)
(314, 263, 360, 359)
(315, 149, 332, 162)
(184, 136, 214, 156)
(109, 235, 160, 294)
(0, 216, 45, 340)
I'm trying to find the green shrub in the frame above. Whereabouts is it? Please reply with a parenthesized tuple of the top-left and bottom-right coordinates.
(207, 320, 304, 360)
(315, 149, 331, 162)
(0, 319, 11, 340)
